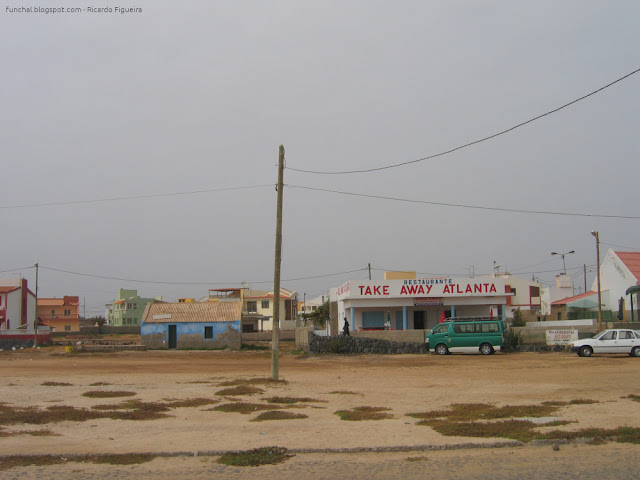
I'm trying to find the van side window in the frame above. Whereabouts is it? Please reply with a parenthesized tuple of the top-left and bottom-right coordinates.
(432, 324, 448, 334)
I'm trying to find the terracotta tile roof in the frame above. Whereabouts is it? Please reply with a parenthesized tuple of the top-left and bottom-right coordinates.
(143, 301, 242, 323)
(615, 251, 640, 283)
(114, 300, 125, 305)
(0, 286, 19, 294)
(552, 291, 598, 306)
(38, 299, 65, 306)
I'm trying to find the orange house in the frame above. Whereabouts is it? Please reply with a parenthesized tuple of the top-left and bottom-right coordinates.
(37, 296, 80, 332)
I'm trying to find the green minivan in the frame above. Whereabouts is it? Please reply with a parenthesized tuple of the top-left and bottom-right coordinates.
(427, 318, 505, 355)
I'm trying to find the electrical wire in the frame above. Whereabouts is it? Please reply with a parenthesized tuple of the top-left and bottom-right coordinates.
(0, 185, 273, 210)
(287, 184, 640, 219)
(38, 265, 367, 287)
(601, 242, 640, 251)
(286, 67, 640, 175)
(0, 266, 34, 274)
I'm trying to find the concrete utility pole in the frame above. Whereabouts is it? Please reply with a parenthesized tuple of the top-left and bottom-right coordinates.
(591, 231, 603, 331)
(368, 263, 372, 280)
(33, 263, 39, 347)
(271, 145, 285, 380)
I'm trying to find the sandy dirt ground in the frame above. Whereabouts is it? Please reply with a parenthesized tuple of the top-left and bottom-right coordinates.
(2, 345, 640, 478)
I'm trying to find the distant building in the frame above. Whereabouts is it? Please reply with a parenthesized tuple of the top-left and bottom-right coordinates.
(335, 271, 510, 332)
(208, 287, 298, 333)
(106, 289, 162, 327)
(37, 296, 80, 332)
(140, 301, 241, 349)
(0, 278, 52, 345)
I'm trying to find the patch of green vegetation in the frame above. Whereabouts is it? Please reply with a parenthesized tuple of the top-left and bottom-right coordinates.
(41, 382, 73, 387)
(89, 382, 112, 386)
(218, 377, 288, 387)
(0, 455, 66, 472)
(409, 400, 638, 445)
(327, 390, 362, 396)
(82, 391, 137, 398)
(240, 343, 270, 351)
(290, 348, 306, 355)
(0, 453, 155, 472)
(623, 394, 640, 403)
(215, 386, 265, 396)
(408, 402, 565, 422)
(421, 418, 538, 442)
(265, 396, 324, 405)
(0, 428, 58, 438)
(88, 453, 155, 465)
(211, 402, 281, 414)
(335, 406, 393, 421)
(216, 447, 293, 467)
(251, 411, 308, 421)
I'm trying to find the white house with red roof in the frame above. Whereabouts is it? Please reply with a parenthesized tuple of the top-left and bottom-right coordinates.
(594, 250, 640, 321)
(0, 278, 52, 345)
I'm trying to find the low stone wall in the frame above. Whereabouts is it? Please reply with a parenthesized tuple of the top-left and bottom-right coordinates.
(308, 332, 427, 354)
(242, 330, 296, 342)
(352, 329, 426, 343)
(0, 339, 35, 350)
(80, 326, 140, 335)
(75, 344, 147, 352)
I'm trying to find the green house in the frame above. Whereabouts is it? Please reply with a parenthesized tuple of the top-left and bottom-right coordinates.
(106, 289, 161, 327)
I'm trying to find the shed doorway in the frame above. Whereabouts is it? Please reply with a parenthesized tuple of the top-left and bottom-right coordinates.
(168, 325, 177, 349)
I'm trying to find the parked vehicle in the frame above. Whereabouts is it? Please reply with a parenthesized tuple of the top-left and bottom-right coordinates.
(570, 329, 640, 357)
(426, 317, 505, 355)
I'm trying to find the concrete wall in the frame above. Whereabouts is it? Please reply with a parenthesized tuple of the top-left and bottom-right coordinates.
(79, 326, 140, 335)
(295, 326, 314, 348)
(141, 321, 241, 350)
(242, 330, 295, 342)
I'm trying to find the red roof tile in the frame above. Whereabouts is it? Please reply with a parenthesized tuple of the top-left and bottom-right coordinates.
(615, 251, 640, 284)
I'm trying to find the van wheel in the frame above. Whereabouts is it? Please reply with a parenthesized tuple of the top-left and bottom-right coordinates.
(480, 343, 494, 355)
(579, 346, 593, 357)
(435, 344, 449, 355)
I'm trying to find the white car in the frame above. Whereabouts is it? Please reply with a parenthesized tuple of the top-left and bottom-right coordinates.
(570, 329, 640, 357)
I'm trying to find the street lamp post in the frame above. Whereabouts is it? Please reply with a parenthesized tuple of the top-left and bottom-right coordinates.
(591, 231, 603, 331)
(551, 250, 575, 274)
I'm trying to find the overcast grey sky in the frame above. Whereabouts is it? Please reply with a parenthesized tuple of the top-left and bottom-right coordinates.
(1, 1, 639, 316)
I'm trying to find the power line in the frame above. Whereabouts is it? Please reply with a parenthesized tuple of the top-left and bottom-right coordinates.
(0, 266, 34, 274)
(287, 67, 640, 175)
(601, 242, 640, 251)
(287, 184, 640, 219)
(0, 185, 273, 210)
(38, 265, 367, 287)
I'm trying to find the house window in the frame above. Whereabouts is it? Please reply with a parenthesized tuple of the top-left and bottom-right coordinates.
(65, 325, 71, 331)
(261, 300, 269, 309)
(510, 288, 517, 296)
(64, 309, 71, 316)
(51, 309, 55, 316)
(204, 326, 213, 339)
(247, 301, 257, 313)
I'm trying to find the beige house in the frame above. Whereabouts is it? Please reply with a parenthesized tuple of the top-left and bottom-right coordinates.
(208, 287, 298, 333)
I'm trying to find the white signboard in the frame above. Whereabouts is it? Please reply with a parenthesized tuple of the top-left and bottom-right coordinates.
(545, 329, 578, 345)
(337, 278, 506, 299)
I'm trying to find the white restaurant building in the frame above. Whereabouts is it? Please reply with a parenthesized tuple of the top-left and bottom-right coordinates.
(336, 273, 510, 332)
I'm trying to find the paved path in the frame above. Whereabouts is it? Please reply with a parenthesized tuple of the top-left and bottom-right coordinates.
(4, 443, 640, 480)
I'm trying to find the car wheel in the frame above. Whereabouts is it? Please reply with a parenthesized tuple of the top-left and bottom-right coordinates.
(435, 344, 448, 355)
(480, 343, 494, 355)
(579, 346, 593, 357)
(631, 346, 640, 357)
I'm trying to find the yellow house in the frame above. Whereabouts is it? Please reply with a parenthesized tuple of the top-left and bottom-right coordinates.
(208, 287, 298, 333)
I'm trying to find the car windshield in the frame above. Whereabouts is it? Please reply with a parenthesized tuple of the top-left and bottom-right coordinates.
(594, 330, 611, 340)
